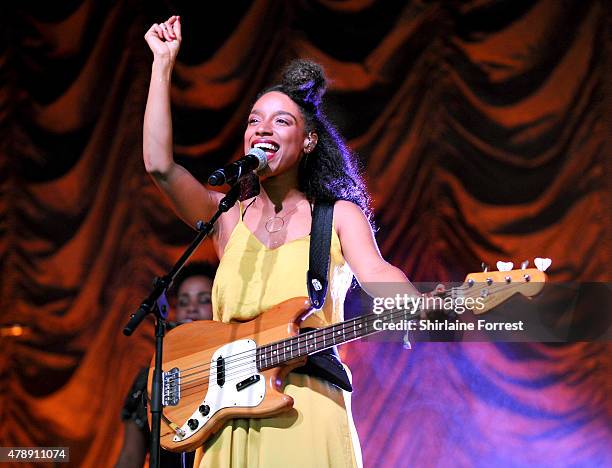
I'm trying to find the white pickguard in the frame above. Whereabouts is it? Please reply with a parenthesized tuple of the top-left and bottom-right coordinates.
(173, 339, 265, 442)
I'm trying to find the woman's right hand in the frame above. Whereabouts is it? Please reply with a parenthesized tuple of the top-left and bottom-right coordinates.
(144, 15, 182, 63)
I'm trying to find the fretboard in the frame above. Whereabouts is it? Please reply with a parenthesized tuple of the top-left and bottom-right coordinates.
(256, 307, 418, 371)
(254, 268, 545, 369)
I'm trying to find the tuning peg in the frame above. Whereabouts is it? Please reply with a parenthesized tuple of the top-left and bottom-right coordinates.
(496, 261, 513, 272)
(534, 257, 552, 272)
(521, 260, 529, 270)
(481, 262, 489, 272)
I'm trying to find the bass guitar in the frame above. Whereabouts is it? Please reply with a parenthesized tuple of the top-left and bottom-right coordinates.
(150, 265, 547, 451)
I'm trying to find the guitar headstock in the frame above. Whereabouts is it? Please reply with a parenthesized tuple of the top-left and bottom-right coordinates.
(462, 263, 548, 315)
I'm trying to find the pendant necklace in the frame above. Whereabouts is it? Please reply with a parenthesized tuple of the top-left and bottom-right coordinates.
(264, 202, 303, 233)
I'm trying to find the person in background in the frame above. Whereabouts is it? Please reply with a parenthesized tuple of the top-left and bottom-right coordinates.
(115, 262, 217, 468)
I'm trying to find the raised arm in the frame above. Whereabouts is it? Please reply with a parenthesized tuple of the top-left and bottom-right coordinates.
(334, 200, 420, 297)
(143, 16, 222, 228)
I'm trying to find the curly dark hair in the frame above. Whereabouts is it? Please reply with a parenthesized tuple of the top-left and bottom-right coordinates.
(260, 60, 372, 220)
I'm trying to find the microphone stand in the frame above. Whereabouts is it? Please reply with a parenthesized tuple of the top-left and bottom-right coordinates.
(122, 182, 243, 468)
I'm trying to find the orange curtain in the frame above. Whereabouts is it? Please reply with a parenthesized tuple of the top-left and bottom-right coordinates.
(1, 1, 609, 466)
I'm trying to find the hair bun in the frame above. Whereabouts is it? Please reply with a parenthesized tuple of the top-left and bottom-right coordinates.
(281, 59, 327, 108)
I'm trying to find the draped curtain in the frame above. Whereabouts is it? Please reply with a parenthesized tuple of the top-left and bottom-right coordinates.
(1, 1, 610, 466)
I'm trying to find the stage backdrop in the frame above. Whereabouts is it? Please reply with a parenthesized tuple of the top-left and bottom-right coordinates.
(1, 1, 610, 467)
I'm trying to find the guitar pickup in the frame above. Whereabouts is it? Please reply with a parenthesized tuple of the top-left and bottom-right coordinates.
(236, 374, 260, 391)
(216, 356, 225, 386)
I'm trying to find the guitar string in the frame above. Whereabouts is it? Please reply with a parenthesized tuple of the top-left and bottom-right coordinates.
(165, 286, 462, 381)
(176, 294, 479, 399)
(176, 305, 422, 398)
(176, 304, 515, 401)
(174, 281, 523, 398)
(173, 277, 523, 384)
(171, 273, 538, 383)
(170, 280, 527, 399)
(169, 281, 517, 389)
(164, 286, 461, 387)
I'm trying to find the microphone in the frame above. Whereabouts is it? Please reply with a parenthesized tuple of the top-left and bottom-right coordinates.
(208, 147, 267, 186)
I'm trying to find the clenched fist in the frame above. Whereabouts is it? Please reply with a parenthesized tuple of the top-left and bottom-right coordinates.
(144, 15, 182, 63)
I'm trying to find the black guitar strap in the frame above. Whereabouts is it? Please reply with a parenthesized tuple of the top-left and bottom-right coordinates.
(307, 201, 333, 309)
(295, 201, 353, 392)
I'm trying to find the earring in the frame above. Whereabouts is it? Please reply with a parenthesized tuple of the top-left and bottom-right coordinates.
(304, 139, 312, 153)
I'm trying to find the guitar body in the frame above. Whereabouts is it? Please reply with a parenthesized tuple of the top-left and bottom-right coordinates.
(148, 297, 312, 452)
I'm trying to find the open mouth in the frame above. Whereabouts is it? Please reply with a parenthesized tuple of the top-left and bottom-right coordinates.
(252, 141, 280, 159)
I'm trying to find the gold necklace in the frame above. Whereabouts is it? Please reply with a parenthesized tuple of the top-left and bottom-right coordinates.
(264, 201, 303, 233)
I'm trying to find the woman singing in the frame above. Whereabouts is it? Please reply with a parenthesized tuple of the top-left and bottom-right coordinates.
(143, 15, 419, 468)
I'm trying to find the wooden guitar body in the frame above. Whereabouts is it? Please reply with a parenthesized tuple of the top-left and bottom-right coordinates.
(148, 297, 312, 452)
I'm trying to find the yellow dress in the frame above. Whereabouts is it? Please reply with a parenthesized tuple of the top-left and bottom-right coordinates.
(193, 204, 362, 468)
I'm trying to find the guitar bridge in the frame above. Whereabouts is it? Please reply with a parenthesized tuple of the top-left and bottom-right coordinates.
(163, 367, 180, 406)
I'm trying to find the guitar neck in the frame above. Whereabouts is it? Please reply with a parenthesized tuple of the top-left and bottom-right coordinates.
(256, 308, 413, 371)
(256, 266, 547, 370)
